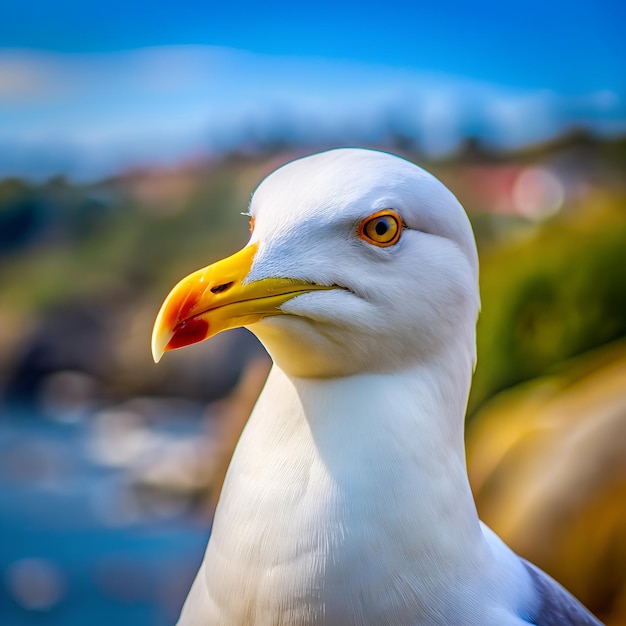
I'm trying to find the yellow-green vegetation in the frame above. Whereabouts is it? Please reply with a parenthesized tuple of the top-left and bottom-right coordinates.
(0, 159, 259, 314)
(470, 191, 626, 415)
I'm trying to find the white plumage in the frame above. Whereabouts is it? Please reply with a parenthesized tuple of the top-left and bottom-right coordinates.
(153, 149, 601, 625)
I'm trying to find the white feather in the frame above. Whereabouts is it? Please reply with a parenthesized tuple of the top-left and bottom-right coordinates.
(176, 149, 600, 625)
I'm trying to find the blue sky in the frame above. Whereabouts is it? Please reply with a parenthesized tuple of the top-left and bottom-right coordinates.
(1, 0, 624, 178)
(3, 0, 624, 92)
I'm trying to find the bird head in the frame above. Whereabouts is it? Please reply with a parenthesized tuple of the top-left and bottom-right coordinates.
(152, 149, 479, 378)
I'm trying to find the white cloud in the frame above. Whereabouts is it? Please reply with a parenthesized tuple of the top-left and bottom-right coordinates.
(0, 52, 62, 99)
(0, 46, 623, 179)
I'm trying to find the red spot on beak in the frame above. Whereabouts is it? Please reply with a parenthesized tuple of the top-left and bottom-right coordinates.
(166, 318, 210, 351)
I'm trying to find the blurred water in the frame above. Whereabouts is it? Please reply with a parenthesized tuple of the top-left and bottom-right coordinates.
(0, 415, 210, 625)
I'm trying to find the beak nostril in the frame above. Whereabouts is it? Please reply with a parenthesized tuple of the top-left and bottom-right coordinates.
(210, 281, 234, 295)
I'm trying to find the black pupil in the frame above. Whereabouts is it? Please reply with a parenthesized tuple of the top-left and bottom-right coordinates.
(375, 219, 389, 236)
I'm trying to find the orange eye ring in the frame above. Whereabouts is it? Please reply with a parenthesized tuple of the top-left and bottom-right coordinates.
(358, 210, 402, 247)
(249, 216, 255, 234)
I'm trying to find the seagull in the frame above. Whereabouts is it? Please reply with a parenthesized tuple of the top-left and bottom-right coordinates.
(151, 149, 603, 625)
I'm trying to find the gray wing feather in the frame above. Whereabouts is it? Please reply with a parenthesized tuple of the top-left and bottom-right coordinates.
(521, 559, 604, 626)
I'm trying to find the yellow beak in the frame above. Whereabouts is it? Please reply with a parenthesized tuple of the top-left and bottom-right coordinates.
(151, 243, 334, 363)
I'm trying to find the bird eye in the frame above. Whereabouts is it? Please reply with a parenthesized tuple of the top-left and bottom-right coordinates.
(358, 210, 402, 247)
(249, 216, 255, 234)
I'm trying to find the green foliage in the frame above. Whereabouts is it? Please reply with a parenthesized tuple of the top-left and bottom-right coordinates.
(469, 193, 626, 414)
(0, 159, 255, 313)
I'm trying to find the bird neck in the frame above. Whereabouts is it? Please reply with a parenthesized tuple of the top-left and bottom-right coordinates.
(262, 339, 484, 558)
(206, 342, 488, 613)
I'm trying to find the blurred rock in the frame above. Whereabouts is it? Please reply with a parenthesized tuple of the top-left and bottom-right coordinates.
(87, 407, 160, 469)
(3, 292, 269, 414)
(130, 437, 218, 497)
(467, 339, 626, 625)
(39, 370, 101, 422)
(4, 300, 114, 411)
(125, 356, 270, 514)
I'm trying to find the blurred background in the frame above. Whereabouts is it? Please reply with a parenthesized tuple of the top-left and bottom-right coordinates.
(1, 1, 625, 624)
